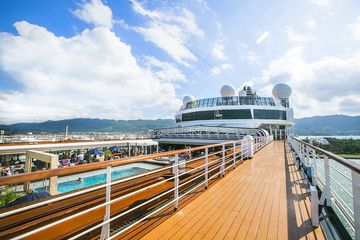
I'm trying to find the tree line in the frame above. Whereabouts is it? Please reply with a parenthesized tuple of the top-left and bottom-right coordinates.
(305, 138, 360, 155)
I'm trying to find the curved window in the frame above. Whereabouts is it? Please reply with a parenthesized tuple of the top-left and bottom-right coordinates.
(181, 96, 276, 111)
(253, 110, 287, 120)
(181, 109, 252, 122)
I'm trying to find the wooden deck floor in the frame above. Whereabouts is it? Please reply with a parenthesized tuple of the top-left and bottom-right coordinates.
(141, 141, 325, 240)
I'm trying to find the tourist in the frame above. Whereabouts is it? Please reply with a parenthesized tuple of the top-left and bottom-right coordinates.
(78, 152, 84, 163)
(76, 177, 83, 183)
(70, 154, 77, 164)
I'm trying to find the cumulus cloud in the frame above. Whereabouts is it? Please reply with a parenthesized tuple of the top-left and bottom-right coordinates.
(262, 47, 360, 117)
(0, 21, 183, 124)
(349, 16, 360, 40)
(133, 22, 196, 66)
(285, 26, 313, 43)
(212, 42, 228, 61)
(256, 31, 269, 44)
(143, 56, 186, 83)
(72, 0, 113, 29)
(130, 1, 204, 66)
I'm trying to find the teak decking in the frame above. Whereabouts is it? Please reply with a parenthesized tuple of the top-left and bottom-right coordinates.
(141, 141, 325, 240)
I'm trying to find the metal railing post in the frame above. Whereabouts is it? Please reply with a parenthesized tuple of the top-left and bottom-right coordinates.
(306, 145, 310, 166)
(351, 170, 360, 240)
(233, 142, 236, 169)
(301, 142, 305, 164)
(100, 164, 111, 240)
(174, 154, 179, 210)
(311, 148, 317, 186)
(240, 142, 244, 163)
(320, 156, 331, 206)
(310, 185, 319, 227)
(222, 144, 225, 176)
(205, 148, 208, 189)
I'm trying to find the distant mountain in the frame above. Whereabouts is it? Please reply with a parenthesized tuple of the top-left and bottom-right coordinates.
(293, 115, 360, 135)
(1, 115, 359, 135)
(0, 118, 176, 134)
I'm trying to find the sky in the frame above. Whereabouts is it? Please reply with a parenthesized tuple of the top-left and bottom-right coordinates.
(0, 0, 359, 124)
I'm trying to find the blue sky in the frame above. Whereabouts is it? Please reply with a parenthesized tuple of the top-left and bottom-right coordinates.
(0, 0, 360, 124)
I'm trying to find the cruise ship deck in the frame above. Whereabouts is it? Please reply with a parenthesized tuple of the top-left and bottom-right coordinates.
(140, 141, 325, 240)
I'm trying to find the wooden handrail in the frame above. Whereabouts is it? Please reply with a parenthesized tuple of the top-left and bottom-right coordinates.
(0, 138, 250, 186)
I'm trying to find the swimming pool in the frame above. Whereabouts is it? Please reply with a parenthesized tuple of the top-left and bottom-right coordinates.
(35, 163, 160, 193)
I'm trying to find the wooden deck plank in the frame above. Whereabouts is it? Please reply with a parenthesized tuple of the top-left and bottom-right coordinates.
(180, 174, 252, 239)
(174, 170, 252, 239)
(203, 173, 262, 239)
(140, 141, 325, 240)
(245, 182, 271, 239)
(211, 175, 260, 239)
(220, 173, 264, 239)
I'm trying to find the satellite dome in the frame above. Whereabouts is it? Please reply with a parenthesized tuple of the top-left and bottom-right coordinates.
(272, 83, 292, 99)
(183, 95, 195, 105)
(239, 90, 247, 97)
(220, 84, 236, 97)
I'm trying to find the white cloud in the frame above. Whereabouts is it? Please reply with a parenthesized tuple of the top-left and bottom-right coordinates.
(143, 56, 186, 83)
(210, 67, 221, 75)
(212, 42, 228, 61)
(130, 1, 204, 65)
(133, 22, 196, 66)
(72, 0, 113, 29)
(221, 63, 233, 70)
(285, 26, 313, 43)
(209, 63, 233, 76)
(304, 19, 317, 29)
(349, 16, 360, 40)
(309, 0, 330, 7)
(256, 31, 269, 44)
(241, 51, 260, 65)
(262, 47, 360, 117)
(0, 21, 183, 124)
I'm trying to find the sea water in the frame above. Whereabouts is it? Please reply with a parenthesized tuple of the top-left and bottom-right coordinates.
(316, 157, 360, 237)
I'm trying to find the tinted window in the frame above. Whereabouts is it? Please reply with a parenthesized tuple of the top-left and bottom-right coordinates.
(253, 110, 287, 120)
(181, 109, 252, 122)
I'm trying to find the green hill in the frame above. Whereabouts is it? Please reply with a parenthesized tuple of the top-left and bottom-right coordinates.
(1, 115, 359, 135)
(0, 118, 176, 134)
(293, 115, 360, 135)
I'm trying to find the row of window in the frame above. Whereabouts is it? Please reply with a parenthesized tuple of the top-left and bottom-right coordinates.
(176, 109, 287, 122)
(180, 96, 276, 111)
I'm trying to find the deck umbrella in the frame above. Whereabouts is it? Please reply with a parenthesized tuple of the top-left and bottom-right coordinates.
(85, 149, 103, 155)
(108, 145, 121, 151)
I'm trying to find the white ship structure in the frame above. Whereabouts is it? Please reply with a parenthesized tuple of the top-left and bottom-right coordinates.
(153, 83, 294, 143)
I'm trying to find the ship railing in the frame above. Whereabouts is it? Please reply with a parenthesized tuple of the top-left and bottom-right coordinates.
(287, 135, 360, 239)
(0, 135, 273, 239)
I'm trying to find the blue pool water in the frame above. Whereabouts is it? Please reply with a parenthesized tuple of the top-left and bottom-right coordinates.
(35, 166, 149, 193)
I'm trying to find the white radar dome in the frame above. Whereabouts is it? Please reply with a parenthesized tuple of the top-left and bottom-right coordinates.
(239, 90, 247, 97)
(220, 84, 236, 97)
(272, 83, 292, 99)
(183, 95, 195, 105)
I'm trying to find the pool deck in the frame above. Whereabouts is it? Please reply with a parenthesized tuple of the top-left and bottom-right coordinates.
(139, 141, 325, 240)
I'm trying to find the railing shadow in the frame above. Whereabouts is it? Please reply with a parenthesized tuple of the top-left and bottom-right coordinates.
(283, 141, 323, 239)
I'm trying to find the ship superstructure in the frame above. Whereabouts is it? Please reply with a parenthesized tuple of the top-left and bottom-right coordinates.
(154, 83, 294, 143)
